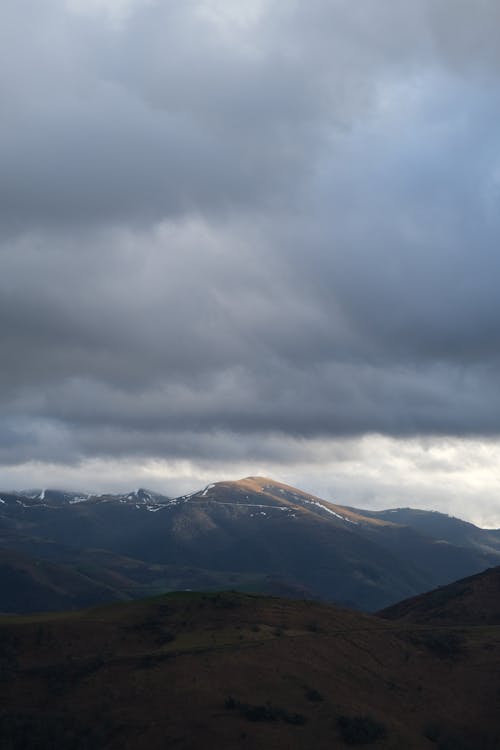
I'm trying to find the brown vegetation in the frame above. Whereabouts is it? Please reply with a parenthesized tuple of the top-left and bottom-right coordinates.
(1, 582, 500, 748)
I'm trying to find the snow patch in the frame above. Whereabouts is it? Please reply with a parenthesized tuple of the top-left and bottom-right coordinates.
(302, 498, 358, 524)
(179, 491, 197, 501)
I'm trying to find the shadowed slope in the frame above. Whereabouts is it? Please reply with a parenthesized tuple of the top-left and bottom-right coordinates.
(1, 590, 499, 749)
(379, 565, 500, 625)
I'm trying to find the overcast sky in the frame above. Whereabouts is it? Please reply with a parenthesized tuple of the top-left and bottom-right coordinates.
(2, 0, 500, 525)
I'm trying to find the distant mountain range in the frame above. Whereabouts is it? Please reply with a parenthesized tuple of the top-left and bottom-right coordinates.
(1, 476, 499, 613)
(7, 486, 172, 507)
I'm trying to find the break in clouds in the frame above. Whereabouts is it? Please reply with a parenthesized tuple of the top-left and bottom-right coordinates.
(2, 0, 500, 523)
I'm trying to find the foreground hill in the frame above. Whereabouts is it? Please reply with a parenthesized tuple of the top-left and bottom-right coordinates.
(379, 565, 500, 625)
(1, 477, 499, 612)
(1, 586, 499, 749)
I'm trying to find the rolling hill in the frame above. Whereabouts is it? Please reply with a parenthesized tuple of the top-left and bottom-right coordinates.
(1, 573, 500, 749)
(379, 565, 500, 625)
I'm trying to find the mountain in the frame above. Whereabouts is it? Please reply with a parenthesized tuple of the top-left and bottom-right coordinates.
(350, 505, 500, 556)
(341, 505, 500, 591)
(1, 585, 499, 749)
(0, 477, 430, 611)
(7, 487, 172, 507)
(379, 565, 500, 625)
(1, 476, 499, 613)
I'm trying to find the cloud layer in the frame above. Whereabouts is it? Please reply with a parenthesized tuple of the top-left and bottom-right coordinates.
(2, 1, 500, 522)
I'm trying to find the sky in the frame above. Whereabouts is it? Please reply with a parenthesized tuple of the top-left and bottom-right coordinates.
(2, 0, 500, 526)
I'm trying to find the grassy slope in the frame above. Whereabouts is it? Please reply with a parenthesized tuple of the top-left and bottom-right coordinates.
(1, 590, 499, 749)
(379, 565, 500, 625)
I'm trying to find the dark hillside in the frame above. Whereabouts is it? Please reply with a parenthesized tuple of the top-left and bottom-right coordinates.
(1, 590, 499, 749)
(379, 565, 500, 625)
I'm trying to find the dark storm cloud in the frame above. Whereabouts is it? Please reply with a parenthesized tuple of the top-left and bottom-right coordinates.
(2, 0, 500, 472)
(5, 0, 499, 232)
(0, 0, 323, 232)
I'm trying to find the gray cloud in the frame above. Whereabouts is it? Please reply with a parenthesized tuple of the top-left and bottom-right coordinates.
(5, 0, 499, 233)
(2, 1, 500, 520)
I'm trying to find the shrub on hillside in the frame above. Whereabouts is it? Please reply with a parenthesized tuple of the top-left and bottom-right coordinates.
(409, 630, 464, 659)
(337, 714, 387, 745)
(224, 697, 306, 725)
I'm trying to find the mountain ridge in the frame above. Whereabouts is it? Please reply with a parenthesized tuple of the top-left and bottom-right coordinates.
(1, 476, 499, 613)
